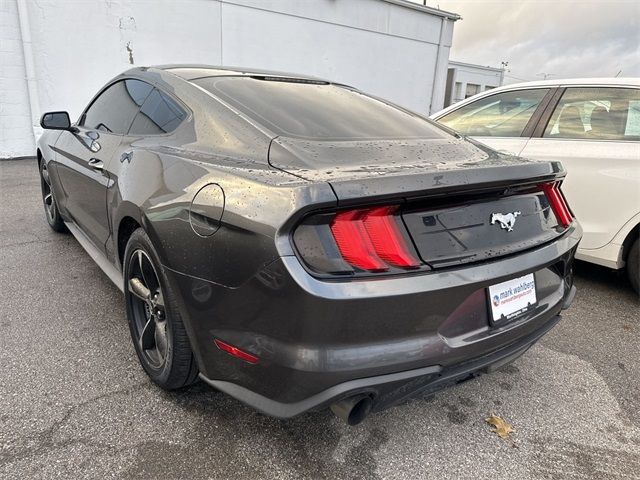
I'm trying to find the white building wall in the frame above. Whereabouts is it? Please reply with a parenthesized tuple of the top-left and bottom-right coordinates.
(1, 0, 457, 158)
(0, 0, 34, 157)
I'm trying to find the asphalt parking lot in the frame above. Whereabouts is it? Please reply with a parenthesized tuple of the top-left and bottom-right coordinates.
(1, 158, 639, 480)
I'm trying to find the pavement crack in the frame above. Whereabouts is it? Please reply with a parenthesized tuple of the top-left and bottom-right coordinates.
(0, 382, 148, 466)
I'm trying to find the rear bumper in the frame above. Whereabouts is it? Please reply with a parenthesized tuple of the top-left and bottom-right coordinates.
(166, 224, 581, 417)
(199, 309, 564, 417)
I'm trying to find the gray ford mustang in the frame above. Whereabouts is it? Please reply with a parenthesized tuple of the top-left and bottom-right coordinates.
(36, 65, 581, 425)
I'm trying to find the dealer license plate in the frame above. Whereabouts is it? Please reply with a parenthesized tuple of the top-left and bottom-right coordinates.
(488, 273, 537, 322)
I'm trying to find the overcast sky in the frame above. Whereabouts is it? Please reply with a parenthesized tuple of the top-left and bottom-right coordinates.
(419, 0, 640, 83)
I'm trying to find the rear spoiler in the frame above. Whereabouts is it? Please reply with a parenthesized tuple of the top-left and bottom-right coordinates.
(328, 161, 566, 206)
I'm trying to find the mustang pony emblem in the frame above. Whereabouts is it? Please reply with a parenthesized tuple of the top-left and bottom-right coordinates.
(490, 211, 521, 232)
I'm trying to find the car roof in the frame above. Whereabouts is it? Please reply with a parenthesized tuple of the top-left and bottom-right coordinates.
(431, 77, 640, 118)
(499, 77, 640, 89)
(150, 64, 334, 83)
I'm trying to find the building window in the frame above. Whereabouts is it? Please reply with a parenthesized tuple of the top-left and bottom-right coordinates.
(465, 84, 480, 99)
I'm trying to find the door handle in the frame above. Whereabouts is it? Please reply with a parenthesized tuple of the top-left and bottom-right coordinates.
(88, 158, 104, 171)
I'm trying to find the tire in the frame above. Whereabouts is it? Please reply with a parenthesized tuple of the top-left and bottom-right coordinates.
(627, 238, 639, 295)
(123, 228, 199, 389)
(39, 160, 67, 233)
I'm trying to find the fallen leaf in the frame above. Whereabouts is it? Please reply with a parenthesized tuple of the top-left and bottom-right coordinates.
(485, 414, 515, 439)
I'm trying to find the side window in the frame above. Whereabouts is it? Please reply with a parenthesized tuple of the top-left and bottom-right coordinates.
(81, 79, 153, 134)
(438, 89, 549, 137)
(128, 88, 186, 135)
(544, 87, 640, 140)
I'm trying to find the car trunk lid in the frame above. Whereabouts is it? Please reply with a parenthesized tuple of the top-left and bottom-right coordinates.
(401, 189, 561, 268)
(273, 136, 570, 270)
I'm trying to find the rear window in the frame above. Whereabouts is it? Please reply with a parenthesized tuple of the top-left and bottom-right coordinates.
(192, 77, 446, 140)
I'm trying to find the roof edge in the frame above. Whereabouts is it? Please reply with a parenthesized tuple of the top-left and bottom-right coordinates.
(448, 60, 504, 72)
(380, 0, 461, 20)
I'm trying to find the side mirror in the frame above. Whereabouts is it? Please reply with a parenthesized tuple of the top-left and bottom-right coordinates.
(40, 111, 73, 130)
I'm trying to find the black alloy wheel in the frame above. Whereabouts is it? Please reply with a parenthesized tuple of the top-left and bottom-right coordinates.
(127, 249, 169, 370)
(124, 228, 199, 389)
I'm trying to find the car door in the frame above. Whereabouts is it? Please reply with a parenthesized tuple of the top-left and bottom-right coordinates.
(520, 86, 640, 251)
(436, 88, 555, 156)
(53, 79, 153, 251)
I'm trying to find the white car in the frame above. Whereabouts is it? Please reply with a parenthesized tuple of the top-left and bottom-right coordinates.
(432, 78, 640, 293)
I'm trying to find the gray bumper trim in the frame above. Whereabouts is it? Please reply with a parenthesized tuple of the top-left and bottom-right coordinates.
(199, 364, 441, 419)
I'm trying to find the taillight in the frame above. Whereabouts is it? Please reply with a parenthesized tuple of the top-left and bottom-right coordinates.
(541, 182, 573, 228)
(361, 206, 421, 268)
(293, 205, 421, 275)
(330, 210, 387, 271)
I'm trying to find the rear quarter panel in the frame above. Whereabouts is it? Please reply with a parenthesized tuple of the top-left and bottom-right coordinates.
(108, 147, 336, 288)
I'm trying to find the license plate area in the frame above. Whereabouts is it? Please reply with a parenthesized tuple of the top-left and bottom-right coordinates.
(488, 273, 537, 324)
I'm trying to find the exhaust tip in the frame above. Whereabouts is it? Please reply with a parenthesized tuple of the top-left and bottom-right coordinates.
(330, 395, 373, 426)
